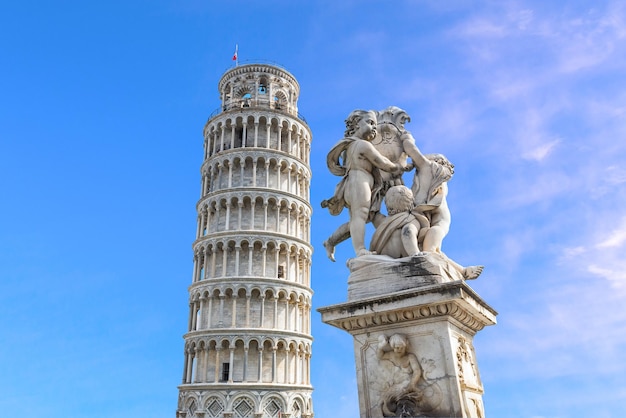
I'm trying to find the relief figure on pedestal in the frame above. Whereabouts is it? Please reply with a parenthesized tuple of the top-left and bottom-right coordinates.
(320, 109, 405, 258)
(374, 334, 442, 417)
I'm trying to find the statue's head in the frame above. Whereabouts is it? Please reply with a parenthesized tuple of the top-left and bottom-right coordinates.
(425, 153, 455, 175)
(389, 333, 408, 354)
(345, 110, 377, 140)
(385, 186, 414, 215)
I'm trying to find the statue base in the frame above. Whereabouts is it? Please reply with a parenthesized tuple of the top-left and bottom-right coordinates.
(319, 258, 497, 418)
(347, 253, 465, 301)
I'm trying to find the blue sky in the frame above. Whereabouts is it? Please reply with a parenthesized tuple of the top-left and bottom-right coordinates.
(1, 1, 625, 417)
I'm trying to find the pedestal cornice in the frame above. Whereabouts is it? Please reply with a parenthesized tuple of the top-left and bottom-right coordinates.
(318, 280, 497, 334)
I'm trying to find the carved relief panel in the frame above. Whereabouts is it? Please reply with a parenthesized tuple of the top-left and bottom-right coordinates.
(358, 332, 456, 418)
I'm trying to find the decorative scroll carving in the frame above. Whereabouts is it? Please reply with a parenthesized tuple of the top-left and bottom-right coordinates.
(457, 336, 482, 391)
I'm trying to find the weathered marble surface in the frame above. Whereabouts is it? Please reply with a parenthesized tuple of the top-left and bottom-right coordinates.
(319, 281, 497, 418)
(347, 253, 464, 300)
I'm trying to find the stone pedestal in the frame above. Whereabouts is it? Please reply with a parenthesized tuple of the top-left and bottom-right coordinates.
(318, 256, 497, 418)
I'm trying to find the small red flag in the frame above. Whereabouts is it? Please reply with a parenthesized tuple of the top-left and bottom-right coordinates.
(232, 44, 238, 61)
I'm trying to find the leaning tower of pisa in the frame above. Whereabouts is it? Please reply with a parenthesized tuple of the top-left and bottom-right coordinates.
(176, 63, 314, 418)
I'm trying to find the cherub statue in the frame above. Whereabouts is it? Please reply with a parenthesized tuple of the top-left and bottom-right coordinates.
(370, 184, 483, 280)
(322, 107, 428, 261)
(321, 110, 404, 257)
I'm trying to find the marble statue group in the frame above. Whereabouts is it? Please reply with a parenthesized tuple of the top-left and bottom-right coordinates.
(321, 106, 483, 280)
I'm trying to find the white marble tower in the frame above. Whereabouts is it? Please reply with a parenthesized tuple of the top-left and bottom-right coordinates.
(176, 63, 314, 418)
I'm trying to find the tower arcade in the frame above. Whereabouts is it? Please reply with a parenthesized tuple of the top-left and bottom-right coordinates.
(176, 63, 314, 418)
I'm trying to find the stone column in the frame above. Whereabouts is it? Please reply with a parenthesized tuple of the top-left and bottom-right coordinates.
(237, 201, 243, 229)
(294, 252, 300, 283)
(250, 201, 256, 230)
(261, 246, 267, 276)
(224, 201, 231, 231)
(202, 347, 210, 382)
(254, 123, 259, 147)
(210, 249, 217, 278)
(227, 162, 233, 187)
(285, 346, 291, 383)
(193, 347, 202, 383)
(246, 296, 251, 327)
(203, 248, 210, 279)
(272, 347, 277, 382)
(214, 206, 221, 233)
(214, 347, 221, 382)
(218, 295, 225, 327)
(258, 347, 264, 382)
(207, 296, 213, 329)
(260, 295, 266, 328)
(221, 246, 228, 277)
(186, 347, 195, 383)
(199, 296, 207, 330)
(243, 346, 249, 382)
(196, 213, 202, 238)
(182, 349, 189, 383)
(228, 347, 235, 382)
(248, 245, 253, 275)
(234, 245, 241, 276)
(287, 128, 292, 152)
(295, 350, 301, 385)
(187, 302, 194, 331)
(219, 125, 225, 151)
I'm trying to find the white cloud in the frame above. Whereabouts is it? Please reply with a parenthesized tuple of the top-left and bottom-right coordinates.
(588, 264, 626, 288)
(458, 18, 508, 38)
(522, 138, 560, 161)
(499, 169, 573, 209)
(606, 166, 626, 185)
(482, 274, 626, 383)
(596, 221, 626, 248)
(559, 216, 626, 291)
(512, 8, 534, 31)
(454, 2, 626, 75)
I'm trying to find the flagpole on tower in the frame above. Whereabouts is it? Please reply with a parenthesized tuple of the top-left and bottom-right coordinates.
(232, 44, 238, 67)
